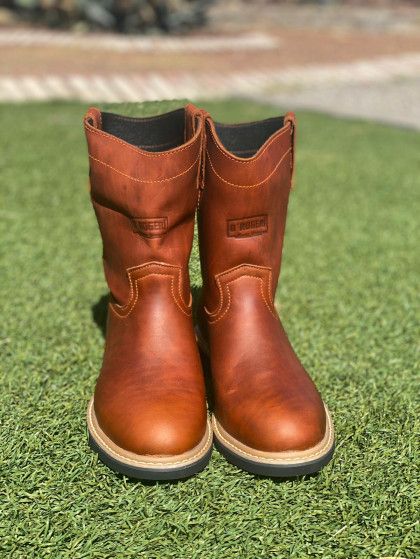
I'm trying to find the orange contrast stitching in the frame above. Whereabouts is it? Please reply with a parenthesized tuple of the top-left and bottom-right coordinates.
(110, 264, 191, 318)
(206, 148, 291, 188)
(110, 274, 191, 318)
(205, 264, 272, 317)
(84, 121, 201, 159)
(207, 122, 291, 164)
(205, 265, 277, 324)
(88, 151, 200, 184)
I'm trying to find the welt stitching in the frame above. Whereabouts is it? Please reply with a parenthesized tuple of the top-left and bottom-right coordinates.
(89, 402, 212, 466)
(85, 123, 200, 158)
(207, 123, 290, 164)
(89, 151, 200, 184)
(213, 410, 333, 462)
(206, 148, 291, 188)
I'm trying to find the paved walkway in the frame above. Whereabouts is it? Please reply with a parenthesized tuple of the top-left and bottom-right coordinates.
(262, 78, 420, 131)
(0, 28, 276, 53)
(1, 26, 420, 130)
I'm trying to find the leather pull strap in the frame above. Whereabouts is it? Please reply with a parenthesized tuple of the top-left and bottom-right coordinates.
(184, 103, 197, 140)
(84, 107, 102, 129)
(284, 112, 296, 189)
(184, 103, 207, 201)
(196, 110, 211, 204)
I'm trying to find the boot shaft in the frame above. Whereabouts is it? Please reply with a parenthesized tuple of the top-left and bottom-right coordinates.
(84, 104, 204, 304)
(198, 112, 296, 307)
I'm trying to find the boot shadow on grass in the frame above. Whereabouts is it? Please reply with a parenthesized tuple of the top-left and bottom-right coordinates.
(92, 293, 109, 339)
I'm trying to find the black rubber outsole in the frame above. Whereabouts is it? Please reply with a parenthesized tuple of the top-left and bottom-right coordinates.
(214, 437, 335, 478)
(89, 434, 213, 481)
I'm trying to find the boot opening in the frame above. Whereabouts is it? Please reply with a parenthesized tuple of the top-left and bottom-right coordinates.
(214, 116, 285, 158)
(100, 107, 188, 152)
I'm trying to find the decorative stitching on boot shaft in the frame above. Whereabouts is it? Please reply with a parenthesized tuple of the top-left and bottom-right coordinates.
(110, 262, 192, 318)
(85, 120, 201, 159)
(206, 148, 291, 188)
(204, 264, 277, 324)
(207, 122, 292, 164)
(89, 151, 201, 184)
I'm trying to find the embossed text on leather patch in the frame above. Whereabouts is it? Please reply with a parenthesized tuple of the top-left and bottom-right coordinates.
(131, 217, 168, 238)
(227, 215, 268, 238)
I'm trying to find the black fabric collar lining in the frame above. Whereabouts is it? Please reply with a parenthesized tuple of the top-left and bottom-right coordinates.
(101, 107, 186, 152)
(214, 116, 285, 157)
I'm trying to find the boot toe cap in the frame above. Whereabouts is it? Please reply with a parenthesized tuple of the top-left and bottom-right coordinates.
(225, 403, 326, 453)
(95, 399, 207, 457)
(262, 409, 326, 452)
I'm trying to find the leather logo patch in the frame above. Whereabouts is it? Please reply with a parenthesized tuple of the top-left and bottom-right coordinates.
(131, 217, 168, 238)
(227, 215, 268, 238)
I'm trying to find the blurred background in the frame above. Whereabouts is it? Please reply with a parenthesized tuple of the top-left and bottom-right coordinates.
(1, 0, 420, 128)
(1, 3, 419, 558)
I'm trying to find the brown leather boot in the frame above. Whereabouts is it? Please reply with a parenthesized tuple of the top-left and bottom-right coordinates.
(197, 112, 334, 476)
(84, 105, 212, 480)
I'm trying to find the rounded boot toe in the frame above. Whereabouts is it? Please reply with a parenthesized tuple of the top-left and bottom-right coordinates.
(236, 404, 327, 453)
(95, 399, 207, 457)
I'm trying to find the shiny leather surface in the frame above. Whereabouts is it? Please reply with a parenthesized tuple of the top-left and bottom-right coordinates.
(84, 104, 207, 456)
(198, 113, 327, 452)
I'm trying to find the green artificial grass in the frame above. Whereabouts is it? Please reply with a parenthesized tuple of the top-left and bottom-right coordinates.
(0, 99, 419, 559)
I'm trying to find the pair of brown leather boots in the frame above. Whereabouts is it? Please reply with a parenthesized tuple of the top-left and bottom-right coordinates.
(84, 103, 334, 480)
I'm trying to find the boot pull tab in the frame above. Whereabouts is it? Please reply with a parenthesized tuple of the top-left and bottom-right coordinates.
(284, 112, 296, 189)
(84, 107, 102, 130)
(197, 110, 210, 204)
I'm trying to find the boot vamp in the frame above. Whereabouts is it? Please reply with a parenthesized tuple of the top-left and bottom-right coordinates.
(94, 275, 207, 456)
(209, 278, 326, 453)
